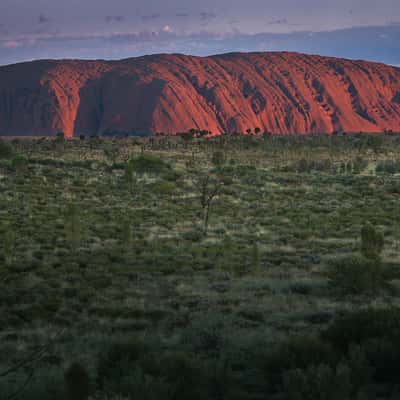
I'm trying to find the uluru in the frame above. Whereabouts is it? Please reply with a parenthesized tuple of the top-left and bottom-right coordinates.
(1, 51, 400, 137)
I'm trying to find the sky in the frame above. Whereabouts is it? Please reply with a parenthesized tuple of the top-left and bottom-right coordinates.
(0, 0, 400, 66)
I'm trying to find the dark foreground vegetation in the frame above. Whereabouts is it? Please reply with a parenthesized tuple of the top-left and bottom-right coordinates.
(1, 132, 400, 399)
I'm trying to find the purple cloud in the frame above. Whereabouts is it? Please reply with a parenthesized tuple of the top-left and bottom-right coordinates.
(141, 13, 161, 21)
(269, 19, 288, 25)
(200, 12, 217, 21)
(105, 16, 125, 23)
(38, 14, 50, 24)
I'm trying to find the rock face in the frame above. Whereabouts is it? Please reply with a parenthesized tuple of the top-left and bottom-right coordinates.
(1, 52, 400, 137)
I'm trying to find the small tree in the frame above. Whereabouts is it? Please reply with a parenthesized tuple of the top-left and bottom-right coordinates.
(54, 131, 66, 153)
(197, 174, 225, 236)
(361, 223, 384, 260)
(262, 130, 271, 138)
(124, 161, 137, 194)
(180, 131, 195, 144)
(11, 154, 28, 173)
(254, 127, 261, 135)
(65, 203, 81, 248)
(56, 131, 65, 141)
(199, 130, 210, 137)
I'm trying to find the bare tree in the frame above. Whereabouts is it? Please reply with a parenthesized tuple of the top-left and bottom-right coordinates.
(197, 174, 225, 236)
(124, 160, 137, 194)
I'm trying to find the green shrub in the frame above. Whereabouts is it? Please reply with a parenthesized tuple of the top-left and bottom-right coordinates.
(360, 223, 384, 260)
(183, 315, 226, 357)
(361, 338, 400, 383)
(96, 340, 149, 392)
(0, 369, 64, 400)
(127, 154, 170, 175)
(211, 150, 226, 168)
(376, 160, 400, 174)
(106, 365, 170, 400)
(11, 154, 28, 172)
(283, 363, 352, 400)
(64, 362, 90, 400)
(56, 131, 65, 141)
(97, 343, 210, 399)
(0, 140, 14, 159)
(158, 352, 208, 400)
(327, 255, 384, 294)
(2, 227, 16, 265)
(321, 309, 400, 386)
(163, 170, 182, 182)
(120, 219, 133, 246)
(352, 156, 368, 174)
(182, 229, 203, 242)
(322, 308, 400, 352)
(153, 180, 176, 196)
(261, 336, 337, 391)
(285, 158, 333, 173)
(282, 345, 371, 400)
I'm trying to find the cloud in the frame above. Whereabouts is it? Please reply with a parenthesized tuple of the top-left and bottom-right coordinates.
(200, 12, 217, 21)
(269, 18, 288, 25)
(176, 13, 189, 17)
(2, 40, 21, 49)
(38, 14, 50, 24)
(2, 24, 400, 67)
(105, 16, 125, 23)
(141, 13, 161, 21)
(162, 25, 173, 33)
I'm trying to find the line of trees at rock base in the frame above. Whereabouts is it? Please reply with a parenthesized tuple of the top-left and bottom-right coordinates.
(51, 127, 399, 141)
(73, 127, 263, 139)
(156, 128, 399, 138)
